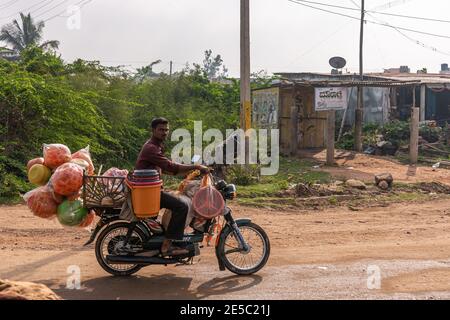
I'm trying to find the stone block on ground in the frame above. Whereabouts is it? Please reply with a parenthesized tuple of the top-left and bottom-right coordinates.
(345, 179, 367, 190)
(0, 279, 61, 300)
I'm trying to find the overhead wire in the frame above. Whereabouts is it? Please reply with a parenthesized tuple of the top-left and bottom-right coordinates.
(0, 0, 20, 10)
(288, 0, 450, 23)
(43, 0, 92, 21)
(349, 0, 450, 57)
(287, 0, 450, 39)
(0, 0, 53, 20)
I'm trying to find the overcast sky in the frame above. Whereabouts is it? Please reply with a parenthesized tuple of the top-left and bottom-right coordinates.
(1, 0, 450, 76)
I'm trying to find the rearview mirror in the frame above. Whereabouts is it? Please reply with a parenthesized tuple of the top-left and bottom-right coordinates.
(191, 154, 201, 164)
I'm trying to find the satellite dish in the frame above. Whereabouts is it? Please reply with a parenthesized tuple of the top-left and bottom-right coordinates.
(329, 56, 347, 69)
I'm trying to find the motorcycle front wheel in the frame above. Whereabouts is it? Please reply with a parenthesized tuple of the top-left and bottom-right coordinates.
(217, 221, 270, 275)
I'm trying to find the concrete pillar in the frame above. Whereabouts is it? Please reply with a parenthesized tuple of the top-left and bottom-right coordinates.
(327, 110, 336, 166)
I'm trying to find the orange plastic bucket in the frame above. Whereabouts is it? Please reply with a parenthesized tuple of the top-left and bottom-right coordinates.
(126, 180, 162, 218)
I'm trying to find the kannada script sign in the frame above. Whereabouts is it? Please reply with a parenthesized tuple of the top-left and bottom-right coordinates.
(314, 87, 348, 111)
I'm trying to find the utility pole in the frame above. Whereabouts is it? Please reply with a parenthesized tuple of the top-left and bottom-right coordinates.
(240, 0, 251, 163)
(355, 0, 365, 152)
(169, 61, 173, 77)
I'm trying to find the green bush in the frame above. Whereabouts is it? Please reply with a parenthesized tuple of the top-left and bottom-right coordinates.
(381, 120, 410, 146)
(419, 125, 441, 143)
(225, 165, 261, 186)
(0, 155, 32, 203)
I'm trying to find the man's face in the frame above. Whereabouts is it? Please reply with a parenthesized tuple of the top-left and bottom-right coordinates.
(153, 123, 169, 141)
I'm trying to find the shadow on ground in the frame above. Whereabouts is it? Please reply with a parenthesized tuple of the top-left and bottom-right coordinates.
(47, 273, 263, 300)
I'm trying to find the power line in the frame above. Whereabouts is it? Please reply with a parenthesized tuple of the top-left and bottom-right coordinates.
(283, 21, 352, 68)
(349, 0, 450, 57)
(289, 0, 450, 23)
(0, 0, 19, 10)
(287, 0, 450, 39)
(33, 0, 69, 19)
(370, 0, 414, 11)
(0, 0, 53, 20)
(43, 0, 93, 22)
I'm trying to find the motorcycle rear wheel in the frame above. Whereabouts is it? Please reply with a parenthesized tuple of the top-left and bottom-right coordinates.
(95, 222, 144, 276)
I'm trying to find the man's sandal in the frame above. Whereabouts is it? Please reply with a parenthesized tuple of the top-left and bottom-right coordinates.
(161, 245, 189, 257)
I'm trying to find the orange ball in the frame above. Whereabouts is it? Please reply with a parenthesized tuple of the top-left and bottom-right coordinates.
(43, 144, 71, 169)
(26, 186, 58, 219)
(50, 163, 83, 196)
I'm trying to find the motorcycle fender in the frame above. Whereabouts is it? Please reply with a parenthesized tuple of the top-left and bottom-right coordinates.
(83, 218, 150, 246)
(215, 218, 252, 271)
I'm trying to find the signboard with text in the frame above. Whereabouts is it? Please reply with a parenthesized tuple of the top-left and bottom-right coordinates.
(252, 87, 279, 129)
(314, 87, 348, 111)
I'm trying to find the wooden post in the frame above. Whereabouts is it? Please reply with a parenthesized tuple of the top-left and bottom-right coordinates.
(420, 84, 426, 121)
(410, 86, 419, 164)
(290, 104, 299, 156)
(327, 110, 336, 165)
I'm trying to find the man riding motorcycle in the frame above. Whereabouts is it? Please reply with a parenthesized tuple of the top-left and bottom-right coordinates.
(135, 117, 209, 256)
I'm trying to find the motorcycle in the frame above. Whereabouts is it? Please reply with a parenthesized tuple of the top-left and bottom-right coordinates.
(81, 161, 270, 277)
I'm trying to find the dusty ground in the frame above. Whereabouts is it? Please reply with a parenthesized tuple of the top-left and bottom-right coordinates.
(1, 197, 450, 300)
(300, 149, 450, 184)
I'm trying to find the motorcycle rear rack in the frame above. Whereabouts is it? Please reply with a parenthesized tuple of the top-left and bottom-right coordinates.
(82, 174, 126, 209)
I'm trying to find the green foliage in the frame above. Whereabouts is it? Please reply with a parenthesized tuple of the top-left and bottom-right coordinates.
(0, 155, 32, 202)
(192, 49, 228, 80)
(382, 120, 410, 145)
(0, 12, 59, 59)
(335, 123, 379, 150)
(0, 47, 242, 202)
(19, 46, 65, 76)
(419, 124, 441, 143)
(235, 157, 331, 200)
(226, 165, 261, 186)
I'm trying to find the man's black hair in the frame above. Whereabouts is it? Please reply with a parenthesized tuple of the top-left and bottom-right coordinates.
(151, 117, 169, 129)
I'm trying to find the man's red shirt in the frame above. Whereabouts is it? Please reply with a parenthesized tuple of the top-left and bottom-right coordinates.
(135, 137, 180, 176)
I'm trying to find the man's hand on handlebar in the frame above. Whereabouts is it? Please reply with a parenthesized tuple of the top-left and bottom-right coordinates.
(195, 165, 210, 174)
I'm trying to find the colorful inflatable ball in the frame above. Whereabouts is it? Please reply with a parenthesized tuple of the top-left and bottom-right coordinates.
(43, 144, 71, 169)
(24, 186, 58, 219)
(72, 147, 94, 175)
(70, 158, 89, 171)
(57, 200, 89, 227)
(27, 157, 44, 172)
(28, 164, 51, 186)
(50, 163, 83, 196)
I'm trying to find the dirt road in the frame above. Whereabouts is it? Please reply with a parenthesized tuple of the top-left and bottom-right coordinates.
(1, 198, 450, 300)
(301, 149, 450, 184)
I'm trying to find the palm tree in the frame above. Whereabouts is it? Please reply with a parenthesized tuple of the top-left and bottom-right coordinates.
(134, 59, 162, 82)
(0, 13, 59, 60)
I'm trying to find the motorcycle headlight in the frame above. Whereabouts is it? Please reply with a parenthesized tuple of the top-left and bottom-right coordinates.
(224, 184, 237, 200)
(215, 180, 227, 190)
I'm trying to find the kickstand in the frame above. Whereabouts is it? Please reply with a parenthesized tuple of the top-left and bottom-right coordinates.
(175, 257, 199, 266)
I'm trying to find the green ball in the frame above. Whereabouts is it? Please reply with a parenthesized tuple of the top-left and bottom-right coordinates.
(57, 199, 88, 226)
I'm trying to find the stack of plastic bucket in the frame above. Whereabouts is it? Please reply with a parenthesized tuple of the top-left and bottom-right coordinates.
(126, 169, 162, 218)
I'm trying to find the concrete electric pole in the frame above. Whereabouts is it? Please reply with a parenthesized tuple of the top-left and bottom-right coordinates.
(241, 0, 251, 163)
(355, 0, 365, 152)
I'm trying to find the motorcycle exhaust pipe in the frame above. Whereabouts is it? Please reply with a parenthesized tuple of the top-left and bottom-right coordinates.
(106, 254, 180, 265)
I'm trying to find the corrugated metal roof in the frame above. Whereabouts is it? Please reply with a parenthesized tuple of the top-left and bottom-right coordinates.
(370, 73, 450, 84)
(276, 79, 421, 88)
(274, 72, 450, 85)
